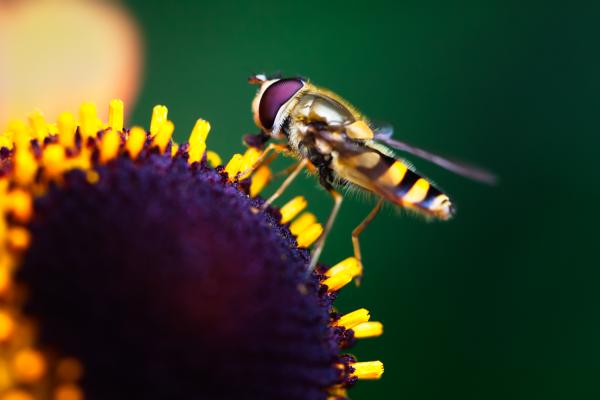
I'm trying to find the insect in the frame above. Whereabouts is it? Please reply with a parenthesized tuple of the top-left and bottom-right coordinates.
(246, 74, 496, 273)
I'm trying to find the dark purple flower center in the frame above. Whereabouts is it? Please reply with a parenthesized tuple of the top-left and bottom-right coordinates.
(17, 152, 342, 400)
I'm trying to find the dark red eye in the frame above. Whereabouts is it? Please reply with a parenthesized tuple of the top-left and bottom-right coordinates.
(259, 78, 304, 129)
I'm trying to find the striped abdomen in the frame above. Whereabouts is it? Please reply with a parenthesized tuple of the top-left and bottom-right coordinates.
(332, 148, 455, 220)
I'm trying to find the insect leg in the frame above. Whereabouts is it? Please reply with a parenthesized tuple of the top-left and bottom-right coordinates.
(352, 197, 384, 273)
(238, 142, 290, 178)
(261, 158, 309, 210)
(307, 189, 343, 274)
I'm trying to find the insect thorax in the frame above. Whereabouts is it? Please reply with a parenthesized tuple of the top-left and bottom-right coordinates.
(283, 93, 359, 188)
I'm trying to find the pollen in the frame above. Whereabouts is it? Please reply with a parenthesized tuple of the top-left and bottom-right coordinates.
(289, 212, 316, 236)
(0, 390, 34, 400)
(0, 311, 15, 341)
(100, 129, 122, 163)
(335, 308, 370, 329)
(325, 256, 362, 280)
(321, 271, 352, 292)
(14, 148, 37, 186)
(5, 189, 33, 223)
(108, 99, 124, 132)
(0, 268, 11, 295)
(296, 222, 322, 248)
(28, 110, 49, 141)
(56, 358, 84, 382)
(126, 126, 147, 159)
(12, 349, 47, 383)
(351, 360, 384, 380)
(79, 102, 99, 139)
(41, 144, 67, 178)
(188, 118, 211, 164)
(0, 134, 13, 150)
(239, 147, 261, 179)
(152, 120, 174, 154)
(249, 165, 272, 197)
(54, 384, 84, 400)
(150, 105, 168, 136)
(57, 112, 76, 149)
(352, 321, 384, 339)
(7, 227, 31, 251)
(86, 170, 100, 184)
(224, 153, 243, 180)
(279, 196, 308, 224)
(206, 150, 222, 168)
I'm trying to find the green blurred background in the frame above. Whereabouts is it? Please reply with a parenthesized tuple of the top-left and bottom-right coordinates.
(122, 1, 598, 398)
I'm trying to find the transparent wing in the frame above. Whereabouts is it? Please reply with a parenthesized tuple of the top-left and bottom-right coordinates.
(373, 130, 498, 185)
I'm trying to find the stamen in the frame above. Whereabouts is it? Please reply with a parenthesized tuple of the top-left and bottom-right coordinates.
(12, 349, 47, 383)
(351, 360, 384, 380)
(86, 171, 100, 184)
(0, 134, 13, 150)
(334, 308, 370, 329)
(280, 196, 308, 224)
(6, 189, 33, 222)
(224, 154, 243, 180)
(46, 123, 58, 135)
(352, 321, 383, 339)
(150, 105, 168, 136)
(57, 112, 76, 148)
(327, 385, 348, 398)
(108, 99, 124, 132)
(321, 271, 352, 292)
(324, 257, 362, 280)
(152, 120, 174, 153)
(79, 102, 99, 139)
(249, 165, 272, 197)
(0, 311, 15, 342)
(206, 150, 222, 168)
(171, 143, 179, 157)
(125, 127, 147, 159)
(56, 358, 84, 382)
(14, 153, 37, 186)
(28, 110, 48, 141)
(238, 147, 261, 179)
(187, 119, 211, 164)
(100, 129, 122, 163)
(42, 144, 66, 178)
(54, 384, 83, 400)
(7, 227, 31, 251)
(296, 223, 322, 248)
(0, 389, 34, 400)
(8, 120, 30, 149)
(67, 148, 92, 172)
(0, 267, 10, 295)
(289, 212, 316, 236)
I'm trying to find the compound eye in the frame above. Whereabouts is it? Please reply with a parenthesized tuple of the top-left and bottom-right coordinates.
(259, 78, 304, 130)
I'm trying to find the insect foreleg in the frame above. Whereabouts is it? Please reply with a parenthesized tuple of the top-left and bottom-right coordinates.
(238, 142, 290, 179)
(261, 158, 309, 210)
(307, 189, 343, 274)
(352, 197, 384, 277)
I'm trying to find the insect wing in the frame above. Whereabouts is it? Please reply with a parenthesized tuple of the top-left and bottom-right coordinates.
(374, 133, 497, 185)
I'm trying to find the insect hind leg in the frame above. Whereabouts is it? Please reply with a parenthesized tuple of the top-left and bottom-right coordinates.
(352, 197, 384, 280)
(307, 189, 343, 274)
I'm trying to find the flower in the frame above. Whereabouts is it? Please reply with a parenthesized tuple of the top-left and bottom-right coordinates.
(0, 101, 383, 399)
(0, 0, 142, 127)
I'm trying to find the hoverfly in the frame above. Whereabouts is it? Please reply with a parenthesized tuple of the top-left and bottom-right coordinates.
(246, 74, 495, 273)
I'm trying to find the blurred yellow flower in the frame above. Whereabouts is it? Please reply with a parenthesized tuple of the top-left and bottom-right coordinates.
(0, 0, 142, 126)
